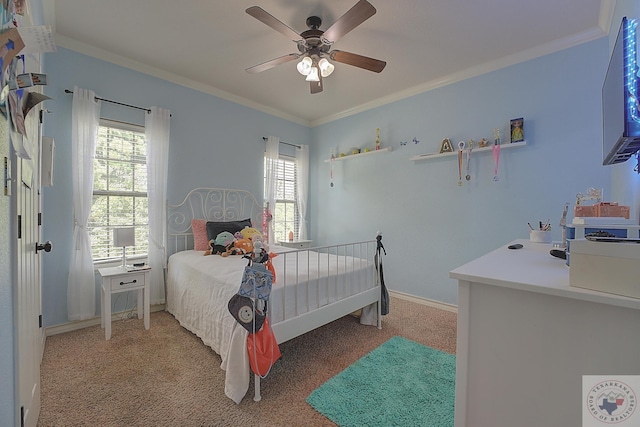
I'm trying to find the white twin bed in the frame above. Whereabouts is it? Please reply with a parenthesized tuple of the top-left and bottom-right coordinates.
(166, 188, 382, 403)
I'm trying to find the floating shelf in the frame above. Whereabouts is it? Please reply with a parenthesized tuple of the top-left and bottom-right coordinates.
(324, 146, 392, 162)
(409, 141, 527, 161)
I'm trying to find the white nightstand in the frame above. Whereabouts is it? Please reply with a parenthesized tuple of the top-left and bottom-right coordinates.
(98, 266, 151, 340)
(278, 239, 312, 249)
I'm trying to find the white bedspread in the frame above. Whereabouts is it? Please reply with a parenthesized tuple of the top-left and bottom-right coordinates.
(166, 245, 377, 403)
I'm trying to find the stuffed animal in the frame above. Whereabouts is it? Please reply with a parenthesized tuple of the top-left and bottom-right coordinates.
(235, 238, 254, 254)
(215, 231, 235, 247)
(251, 240, 269, 264)
(221, 238, 254, 257)
(250, 232, 269, 253)
(240, 226, 262, 240)
(203, 231, 236, 256)
(203, 239, 221, 256)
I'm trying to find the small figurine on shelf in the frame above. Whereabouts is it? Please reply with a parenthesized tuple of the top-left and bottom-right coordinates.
(375, 128, 381, 150)
(439, 138, 453, 153)
(493, 128, 501, 145)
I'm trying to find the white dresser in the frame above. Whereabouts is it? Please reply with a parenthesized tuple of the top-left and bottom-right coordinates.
(450, 240, 640, 427)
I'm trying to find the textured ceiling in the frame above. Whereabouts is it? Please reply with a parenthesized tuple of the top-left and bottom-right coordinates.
(45, 0, 610, 126)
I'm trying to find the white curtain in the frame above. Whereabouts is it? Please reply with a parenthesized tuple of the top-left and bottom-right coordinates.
(146, 107, 171, 305)
(264, 136, 279, 245)
(295, 144, 309, 240)
(67, 86, 101, 321)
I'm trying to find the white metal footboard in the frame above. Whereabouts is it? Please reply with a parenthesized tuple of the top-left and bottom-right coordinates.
(254, 240, 382, 401)
(270, 240, 381, 343)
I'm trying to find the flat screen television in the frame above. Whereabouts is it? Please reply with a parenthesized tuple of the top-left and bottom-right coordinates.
(602, 17, 640, 165)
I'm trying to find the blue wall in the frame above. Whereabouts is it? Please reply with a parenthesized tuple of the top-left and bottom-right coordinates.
(309, 37, 610, 304)
(0, 0, 635, 424)
(39, 2, 639, 326)
(41, 48, 310, 327)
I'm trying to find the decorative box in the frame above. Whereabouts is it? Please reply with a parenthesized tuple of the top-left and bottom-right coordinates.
(573, 205, 596, 217)
(574, 202, 630, 219)
(569, 239, 640, 299)
(595, 202, 630, 219)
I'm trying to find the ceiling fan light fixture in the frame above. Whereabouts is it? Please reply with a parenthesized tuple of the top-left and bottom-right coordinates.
(318, 58, 335, 77)
(297, 56, 312, 76)
(305, 66, 320, 82)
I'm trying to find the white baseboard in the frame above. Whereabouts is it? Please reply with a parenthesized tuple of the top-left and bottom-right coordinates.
(389, 290, 458, 313)
(45, 294, 455, 336)
(45, 304, 166, 337)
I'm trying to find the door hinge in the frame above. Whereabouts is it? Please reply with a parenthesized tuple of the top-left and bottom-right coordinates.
(17, 215, 21, 239)
(38, 212, 42, 226)
(3, 156, 10, 196)
(39, 314, 42, 328)
(20, 406, 24, 427)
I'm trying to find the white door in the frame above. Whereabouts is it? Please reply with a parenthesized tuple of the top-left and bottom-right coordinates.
(14, 109, 45, 427)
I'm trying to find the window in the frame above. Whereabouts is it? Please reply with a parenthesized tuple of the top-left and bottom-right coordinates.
(264, 156, 298, 243)
(88, 120, 148, 261)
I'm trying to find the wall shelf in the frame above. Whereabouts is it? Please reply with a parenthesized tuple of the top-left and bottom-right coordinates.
(324, 146, 392, 163)
(409, 141, 527, 161)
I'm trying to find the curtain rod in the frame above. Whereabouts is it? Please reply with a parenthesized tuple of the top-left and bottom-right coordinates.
(262, 136, 300, 149)
(64, 89, 172, 117)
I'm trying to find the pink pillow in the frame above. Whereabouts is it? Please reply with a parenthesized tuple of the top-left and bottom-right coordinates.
(191, 219, 209, 251)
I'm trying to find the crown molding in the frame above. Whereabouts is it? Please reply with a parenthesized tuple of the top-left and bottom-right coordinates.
(598, 0, 617, 35)
(53, 34, 311, 127)
(50, 3, 613, 130)
(310, 24, 608, 127)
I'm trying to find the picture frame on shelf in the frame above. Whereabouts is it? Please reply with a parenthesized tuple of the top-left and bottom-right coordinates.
(510, 117, 524, 143)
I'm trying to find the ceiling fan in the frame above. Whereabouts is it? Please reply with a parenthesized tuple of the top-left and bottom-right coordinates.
(245, 0, 386, 94)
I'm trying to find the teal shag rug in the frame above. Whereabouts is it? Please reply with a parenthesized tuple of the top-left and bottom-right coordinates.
(306, 336, 455, 427)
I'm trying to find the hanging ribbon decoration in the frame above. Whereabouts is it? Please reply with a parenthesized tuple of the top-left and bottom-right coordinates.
(457, 141, 465, 186)
(329, 147, 335, 187)
(330, 156, 334, 187)
(492, 128, 501, 182)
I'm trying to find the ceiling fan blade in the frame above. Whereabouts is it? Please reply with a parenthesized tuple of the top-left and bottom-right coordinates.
(246, 6, 302, 42)
(246, 53, 299, 74)
(310, 74, 323, 94)
(322, 0, 376, 43)
(330, 50, 386, 73)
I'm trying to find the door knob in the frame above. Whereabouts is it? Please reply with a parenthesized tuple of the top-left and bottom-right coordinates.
(35, 240, 52, 254)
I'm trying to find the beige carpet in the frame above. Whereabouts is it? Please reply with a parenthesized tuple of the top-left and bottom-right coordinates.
(38, 296, 457, 427)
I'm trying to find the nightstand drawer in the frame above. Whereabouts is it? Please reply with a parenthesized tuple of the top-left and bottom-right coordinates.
(110, 273, 145, 290)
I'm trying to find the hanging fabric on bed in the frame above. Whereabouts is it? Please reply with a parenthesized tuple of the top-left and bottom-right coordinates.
(228, 254, 281, 378)
(376, 233, 389, 315)
(229, 257, 273, 333)
(247, 317, 281, 377)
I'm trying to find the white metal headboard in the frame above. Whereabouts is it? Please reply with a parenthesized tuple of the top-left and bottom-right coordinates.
(167, 188, 263, 256)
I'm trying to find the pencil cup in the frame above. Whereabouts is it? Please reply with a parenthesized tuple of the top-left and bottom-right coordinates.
(530, 230, 551, 243)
